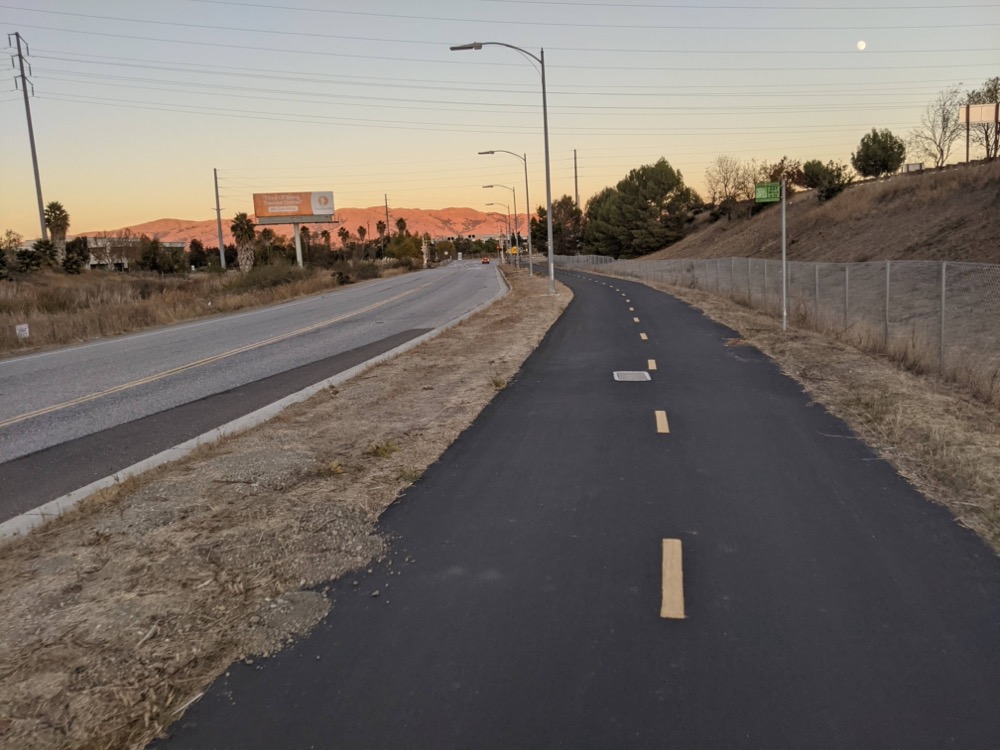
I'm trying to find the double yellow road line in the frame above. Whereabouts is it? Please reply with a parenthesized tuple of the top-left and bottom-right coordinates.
(0, 285, 423, 430)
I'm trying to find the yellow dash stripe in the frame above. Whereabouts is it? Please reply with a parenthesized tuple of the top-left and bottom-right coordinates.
(640, 333, 648, 341)
(655, 410, 670, 433)
(633, 317, 640, 323)
(661, 539, 686, 619)
(0, 286, 422, 430)
(648, 359, 657, 371)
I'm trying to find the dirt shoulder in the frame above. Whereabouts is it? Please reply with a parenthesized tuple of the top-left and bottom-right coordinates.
(0, 268, 571, 750)
(634, 279, 1000, 554)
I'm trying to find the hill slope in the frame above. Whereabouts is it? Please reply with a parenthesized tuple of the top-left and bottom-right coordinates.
(642, 161, 1000, 264)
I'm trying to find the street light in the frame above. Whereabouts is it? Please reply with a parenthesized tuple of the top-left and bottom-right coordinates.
(479, 150, 533, 276)
(485, 201, 510, 259)
(452, 41, 555, 293)
(484, 183, 519, 267)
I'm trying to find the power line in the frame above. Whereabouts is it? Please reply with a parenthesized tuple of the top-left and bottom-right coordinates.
(5, 4, 994, 54)
(29, 49, 978, 93)
(189, 0, 1000, 30)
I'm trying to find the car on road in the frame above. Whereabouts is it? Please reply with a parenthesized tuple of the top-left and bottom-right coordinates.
(481, 257, 491, 264)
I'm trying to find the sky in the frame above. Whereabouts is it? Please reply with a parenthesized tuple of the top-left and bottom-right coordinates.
(1, 0, 998, 239)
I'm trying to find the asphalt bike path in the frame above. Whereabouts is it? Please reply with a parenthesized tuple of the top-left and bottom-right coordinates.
(157, 270, 1000, 749)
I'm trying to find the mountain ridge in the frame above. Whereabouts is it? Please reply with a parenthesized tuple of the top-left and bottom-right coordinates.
(76, 207, 531, 247)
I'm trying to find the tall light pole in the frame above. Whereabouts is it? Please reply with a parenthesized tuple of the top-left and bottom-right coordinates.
(484, 183, 519, 267)
(486, 201, 510, 259)
(480, 150, 533, 276)
(452, 42, 555, 293)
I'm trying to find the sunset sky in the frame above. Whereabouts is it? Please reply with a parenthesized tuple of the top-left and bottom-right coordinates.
(1, 0, 997, 240)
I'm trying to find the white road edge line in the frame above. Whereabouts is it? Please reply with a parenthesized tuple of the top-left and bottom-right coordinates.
(0, 266, 511, 545)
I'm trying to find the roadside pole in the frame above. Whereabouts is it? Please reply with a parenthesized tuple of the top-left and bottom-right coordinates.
(781, 179, 788, 331)
(754, 180, 786, 330)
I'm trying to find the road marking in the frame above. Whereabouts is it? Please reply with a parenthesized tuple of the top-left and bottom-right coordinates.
(655, 410, 670, 433)
(661, 539, 686, 619)
(639, 333, 648, 341)
(633, 317, 640, 323)
(648, 359, 657, 371)
(0, 286, 423, 430)
(626, 298, 630, 303)
(629, 307, 634, 311)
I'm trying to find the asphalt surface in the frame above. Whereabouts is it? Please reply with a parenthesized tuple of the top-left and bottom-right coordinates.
(0, 262, 499, 522)
(155, 269, 999, 749)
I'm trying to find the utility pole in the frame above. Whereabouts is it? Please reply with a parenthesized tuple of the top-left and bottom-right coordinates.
(10, 32, 47, 241)
(213, 168, 226, 269)
(574, 148, 579, 210)
(384, 193, 390, 252)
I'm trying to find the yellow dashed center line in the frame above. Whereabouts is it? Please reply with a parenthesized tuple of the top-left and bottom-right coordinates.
(661, 539, 686, 619)
(648, 359, 657, 371)
(655, 410, 670, 433)
(0, 286, 424, 429)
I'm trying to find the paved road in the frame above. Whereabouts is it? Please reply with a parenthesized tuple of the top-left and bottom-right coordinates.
(159, 269, 1000, 749)
(0, 262, 500, 522)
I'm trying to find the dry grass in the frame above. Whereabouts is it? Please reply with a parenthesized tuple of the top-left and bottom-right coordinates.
(0, 262, 405, 357)
(644, 159, 1000, 264)
(635, 279, 1000, 553)
(0, 268, 571, 750)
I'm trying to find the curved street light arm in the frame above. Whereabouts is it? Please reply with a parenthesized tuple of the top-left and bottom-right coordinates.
(456, 40, 553, 291)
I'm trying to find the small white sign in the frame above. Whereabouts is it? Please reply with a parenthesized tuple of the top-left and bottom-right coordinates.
(15, 324, 29, 339)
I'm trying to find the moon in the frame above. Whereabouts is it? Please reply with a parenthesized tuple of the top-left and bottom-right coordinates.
(857, 40, 867, 51)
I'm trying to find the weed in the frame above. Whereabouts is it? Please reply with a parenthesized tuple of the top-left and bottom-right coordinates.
(398, 468, 422, 484)
(489, 373, 507, 390)
(366, 441, 398, 458)
(317, 461, 347, 477)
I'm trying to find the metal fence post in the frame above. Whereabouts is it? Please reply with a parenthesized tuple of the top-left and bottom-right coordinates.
(814, 264, 820, 327)
(884, 260, 891, 349)
(747, 257, 752, 303)
(940, 261, 947, 372)
(844, 264, 850, 331)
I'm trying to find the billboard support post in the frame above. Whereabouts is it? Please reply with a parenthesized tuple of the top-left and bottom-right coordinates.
(293, 223, 303, 268)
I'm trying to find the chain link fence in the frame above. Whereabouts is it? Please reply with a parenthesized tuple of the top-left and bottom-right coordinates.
(555, 255, 1000, 404)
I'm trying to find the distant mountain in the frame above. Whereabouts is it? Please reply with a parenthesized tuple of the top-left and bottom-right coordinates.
(77, 207, 531, 247)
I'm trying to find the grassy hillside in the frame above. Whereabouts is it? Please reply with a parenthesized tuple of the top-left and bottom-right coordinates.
(642, 160, 1000, 264)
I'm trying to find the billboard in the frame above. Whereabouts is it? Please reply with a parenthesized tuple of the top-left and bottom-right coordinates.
(959, 104, 999, 125)
(252, 191, 335, 223)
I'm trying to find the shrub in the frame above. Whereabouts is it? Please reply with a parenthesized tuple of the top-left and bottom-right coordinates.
(15, 243, 44, 273)
(62, 237, 90, 274)
(851, 128, 906, 178)
(354, 261, 381, 280)
(223, 263, 312, 293)
(802, 160, 854, 202)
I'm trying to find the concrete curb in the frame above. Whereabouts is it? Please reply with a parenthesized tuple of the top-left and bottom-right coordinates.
(0, 267, 511, 546)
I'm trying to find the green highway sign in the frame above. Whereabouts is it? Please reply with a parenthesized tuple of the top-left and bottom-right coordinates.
(755, 182, 781, 203)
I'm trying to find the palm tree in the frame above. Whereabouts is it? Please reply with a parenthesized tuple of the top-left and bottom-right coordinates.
(337, 226, 350, 248)
(320, 229, 331, 250)
(395, 217, 407, 236)
(44, 201, 70, 265)
(357, 225, 367, 246)
(230, 212, 256, 272)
